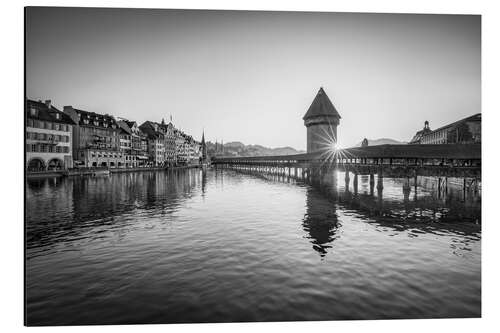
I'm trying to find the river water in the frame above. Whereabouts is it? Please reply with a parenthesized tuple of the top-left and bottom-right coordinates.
(25, 168, 481, 325)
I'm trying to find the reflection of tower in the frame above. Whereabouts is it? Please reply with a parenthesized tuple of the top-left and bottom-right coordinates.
(303, 87, 341, 153)
(302, 188, 339, 257)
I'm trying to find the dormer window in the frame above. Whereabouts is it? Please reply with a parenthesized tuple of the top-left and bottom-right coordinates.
(30, 108, 37, 116)
(55, 113, 61, 120)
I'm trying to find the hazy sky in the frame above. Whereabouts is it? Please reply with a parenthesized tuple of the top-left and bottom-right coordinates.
(26, 7, 480, 150)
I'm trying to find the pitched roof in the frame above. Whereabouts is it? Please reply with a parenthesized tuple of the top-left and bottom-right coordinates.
(117, 120, 133, 135)
(26, 99, 76, 125)
(303, 87, 341, 120)
(69, 107, 119, 129)
(424, 113, 481, 135)
(124, 120, 136, 129)
(138, 121, 164, 140)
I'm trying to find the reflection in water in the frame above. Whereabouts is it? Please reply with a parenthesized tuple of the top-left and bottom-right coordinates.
(26, 168, 481, 325)
(302, 188, 339, 257)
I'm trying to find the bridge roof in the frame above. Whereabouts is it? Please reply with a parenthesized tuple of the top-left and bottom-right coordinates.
(303, 87, 341, 120)
(342, 144, 481, 160)
(213, 144, 481, 162)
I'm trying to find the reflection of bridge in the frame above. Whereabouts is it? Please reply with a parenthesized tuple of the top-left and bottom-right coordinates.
(212, 87, 481, 194)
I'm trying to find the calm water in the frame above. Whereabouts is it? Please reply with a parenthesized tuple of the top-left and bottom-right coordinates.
(25, 168, 481, 325)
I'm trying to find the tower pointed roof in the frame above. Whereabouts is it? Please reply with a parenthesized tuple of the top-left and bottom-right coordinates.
(303, 87, 341, 120)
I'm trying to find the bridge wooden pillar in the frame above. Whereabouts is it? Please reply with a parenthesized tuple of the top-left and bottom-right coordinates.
(414, 173, 418, 197)
(377, 170, 384, 191)
(344, 170, 350, 192)
(369, 173, 375, 195)
(403, 177, 411, 201)
(353, 173, 358, 195)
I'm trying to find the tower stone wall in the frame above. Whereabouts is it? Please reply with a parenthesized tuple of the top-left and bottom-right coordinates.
(303, 88, 341, 153)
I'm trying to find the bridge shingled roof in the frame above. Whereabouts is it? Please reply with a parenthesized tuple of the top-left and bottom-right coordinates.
(213, 144, 481, 161)
(341, 144, 481, 160)
(303, 87, 341, 120)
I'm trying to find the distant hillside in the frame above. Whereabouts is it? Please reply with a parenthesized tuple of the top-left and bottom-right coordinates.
(355, 138, 406, 147)
(207, 141, 304, 157)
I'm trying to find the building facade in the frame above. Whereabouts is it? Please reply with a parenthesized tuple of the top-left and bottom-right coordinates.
(159, 120, 176, 166)
(409, 121, 432, 144)
(119, 120, 149, 167)
(63, 106, 125, 167)
(139, 121, 166, 166)
(26, 99, 75, 171)
(410, 114, 481, 145)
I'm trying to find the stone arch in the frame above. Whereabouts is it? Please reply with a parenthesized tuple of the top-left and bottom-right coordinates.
(27, 157, 46, 172)
(47, 158, 64, 170)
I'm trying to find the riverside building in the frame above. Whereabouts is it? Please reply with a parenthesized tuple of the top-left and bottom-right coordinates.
(139, 121, 166, 166)
(118, 120, 149, 167)
(63, 106, 125, 167)
(410, 114, 481, 145)
(26, 99, 75, 171)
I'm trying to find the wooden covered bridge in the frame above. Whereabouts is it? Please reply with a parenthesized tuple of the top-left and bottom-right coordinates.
(212, 143, 481, 193)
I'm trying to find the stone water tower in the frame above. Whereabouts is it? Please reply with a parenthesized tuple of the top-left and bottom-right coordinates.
(303, 87, 341, 153)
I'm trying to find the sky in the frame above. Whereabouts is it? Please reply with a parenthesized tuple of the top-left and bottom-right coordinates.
(26, 7, 480, 150)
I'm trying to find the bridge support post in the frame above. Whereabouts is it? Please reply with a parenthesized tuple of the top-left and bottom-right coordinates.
(369, 173, 375, 195)
(353, 173, 358, 195)
(377, 170, 384, 192)
(345, 170, 350, 192)
(403, 177, 411, 201)
(414, 174, 418, 197)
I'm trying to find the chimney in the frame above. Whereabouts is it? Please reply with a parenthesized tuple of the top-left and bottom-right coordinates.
(45, 100, 51, 109)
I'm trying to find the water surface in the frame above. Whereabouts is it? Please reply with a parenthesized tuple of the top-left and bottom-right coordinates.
(25, 168, 481, 325)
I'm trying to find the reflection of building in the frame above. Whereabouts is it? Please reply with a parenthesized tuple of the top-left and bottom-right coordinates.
(64, 106, 124, 167)
(303, 87, 341, 153)
(410, 114, 481, 144)
(26, 99, 75, 171)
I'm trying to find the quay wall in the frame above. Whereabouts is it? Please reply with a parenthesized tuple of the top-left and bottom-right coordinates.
(26, 165, 203, 179)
